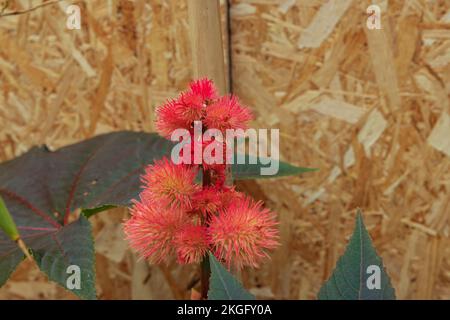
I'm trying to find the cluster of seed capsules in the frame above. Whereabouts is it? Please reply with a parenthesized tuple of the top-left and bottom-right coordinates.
(123, 79, 279, 269)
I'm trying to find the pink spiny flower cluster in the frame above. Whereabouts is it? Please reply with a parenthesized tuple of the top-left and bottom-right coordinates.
(155, 79, 252, 139)
(123, 79, 279, 269)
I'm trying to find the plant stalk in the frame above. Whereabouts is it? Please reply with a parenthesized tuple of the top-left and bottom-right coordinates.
(200, 168, 212, 299)
(17, 238, 34, 262)
(188, 0, 230, 300)
(200, 253, 210, 299)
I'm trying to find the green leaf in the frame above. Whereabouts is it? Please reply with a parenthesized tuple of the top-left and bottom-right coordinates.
(0, 195, 19, 241)
(0, 233, 24, 287)
(82, 205, 117, 219)
(208, 253, 255, 300)
(231, 154, 317, 180)
(0, 131, 172, 298)
(318, 210, 396, 300)
(32, 216, 96, 300)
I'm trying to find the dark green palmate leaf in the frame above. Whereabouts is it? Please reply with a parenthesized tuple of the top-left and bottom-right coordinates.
(32, 216, 96, 299)
(231, 154, 317, 180)
(208, 253, 255, 300)
(0, 131, 172, 299)
(318, 210, 396, 300)
(0, 231, 23, 287)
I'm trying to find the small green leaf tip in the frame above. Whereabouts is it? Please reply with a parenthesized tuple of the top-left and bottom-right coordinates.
(0, 196, 19, 241)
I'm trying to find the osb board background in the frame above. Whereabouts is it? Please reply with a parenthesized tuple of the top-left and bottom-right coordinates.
(0, 0, 449, 300)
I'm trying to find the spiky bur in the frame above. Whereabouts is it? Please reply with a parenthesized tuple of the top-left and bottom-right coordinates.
(191, 187, 223, 217)
(155, 78, 218, 138)
(123, 78, 279, 270)
(174, 225, 208, 264)
(208, 196, 279, 269)
(124, 198, 187, 264)
(141, 158, 200, 210)
(204, 95, 253, 133)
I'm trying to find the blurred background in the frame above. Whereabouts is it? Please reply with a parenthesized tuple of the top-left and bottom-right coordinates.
(0, 0, 449, 299)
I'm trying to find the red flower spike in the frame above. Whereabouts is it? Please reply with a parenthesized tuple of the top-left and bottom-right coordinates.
(125, 78, 280, 269)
